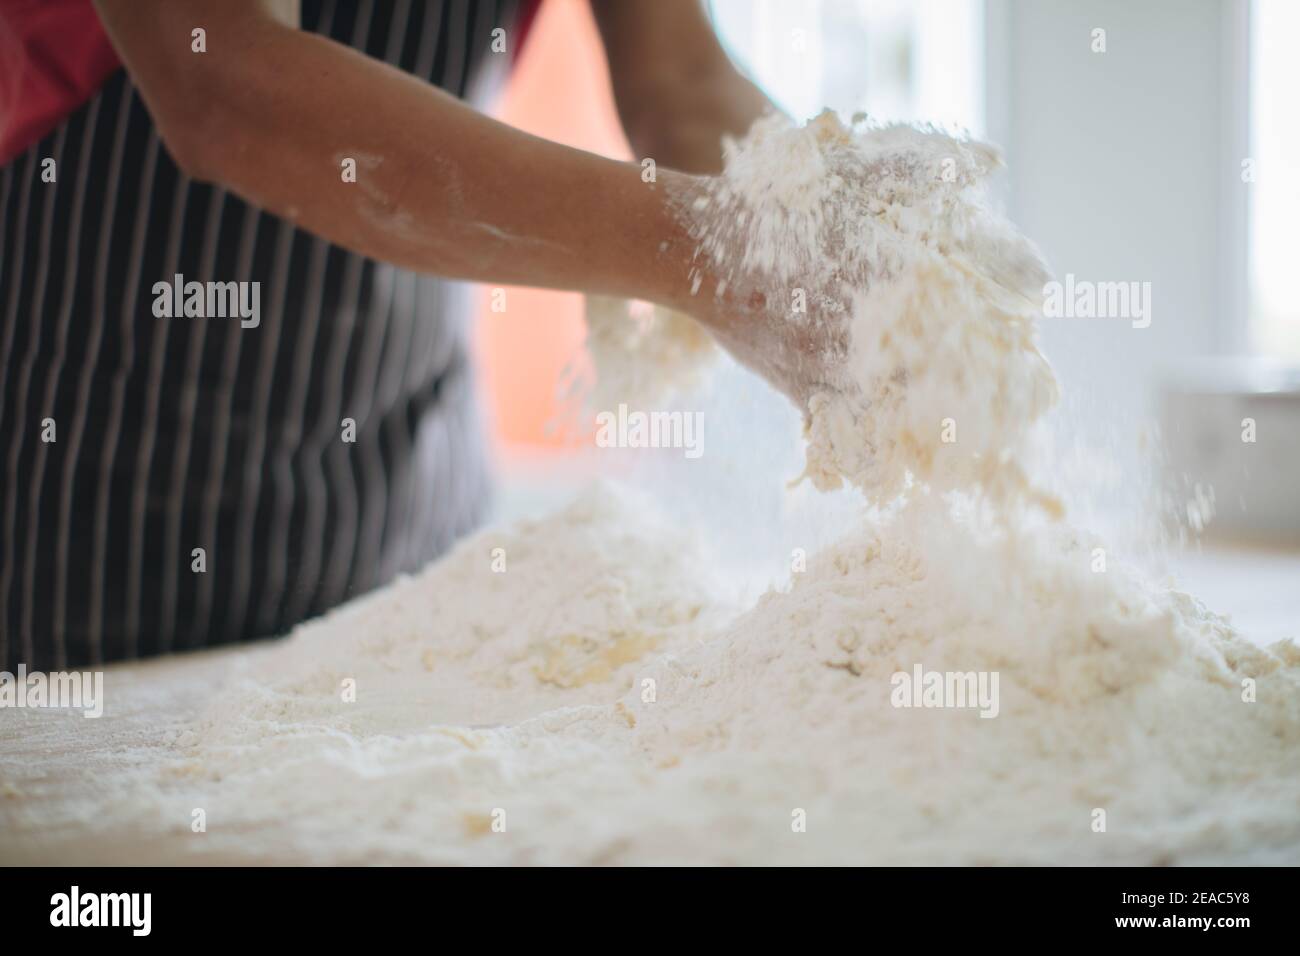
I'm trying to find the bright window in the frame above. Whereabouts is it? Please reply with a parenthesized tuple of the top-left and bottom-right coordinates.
(1250, 0, 1300, 359)
(708, 0, 985, 135)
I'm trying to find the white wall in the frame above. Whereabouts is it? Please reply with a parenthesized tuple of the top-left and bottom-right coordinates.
(989, 0, 1245, 448)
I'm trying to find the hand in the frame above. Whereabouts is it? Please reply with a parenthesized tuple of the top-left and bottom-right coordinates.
(652, 118, 1051, 419)
(651, 169, 851, 416)
(684, 271, 851, 415)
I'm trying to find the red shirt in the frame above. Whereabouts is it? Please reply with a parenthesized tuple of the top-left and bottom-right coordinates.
(0, 0, 120, 165)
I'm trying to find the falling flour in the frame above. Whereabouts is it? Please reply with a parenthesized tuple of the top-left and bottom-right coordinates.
(3, 113, 1298, 865)
(577, 295, 715, 412)
(689, 111, 1061, 508)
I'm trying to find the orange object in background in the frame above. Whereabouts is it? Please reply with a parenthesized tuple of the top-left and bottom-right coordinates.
(473, 0, 631, 456)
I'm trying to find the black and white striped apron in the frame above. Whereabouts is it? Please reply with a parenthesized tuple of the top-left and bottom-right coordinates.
(0, 0, 523, 670)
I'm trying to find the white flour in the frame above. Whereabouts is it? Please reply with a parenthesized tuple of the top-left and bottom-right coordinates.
(578, 296, 715, 412)
(6, 113, 1298, 864)
(691, 111, 1060, 508)
(23, 480, 1296, 864)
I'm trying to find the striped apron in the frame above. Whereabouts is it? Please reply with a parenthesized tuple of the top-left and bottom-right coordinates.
(0, 0, 524, 669)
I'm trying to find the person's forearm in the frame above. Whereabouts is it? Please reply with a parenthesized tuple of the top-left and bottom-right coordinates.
(591, 0, 777, 176)
(632, 64, 775, 174)
(97, 8, 696, 308)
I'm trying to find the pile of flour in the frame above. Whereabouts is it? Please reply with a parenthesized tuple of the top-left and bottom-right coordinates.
(38, 480, 1299, 864)
(13, 113, 1299, 864)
